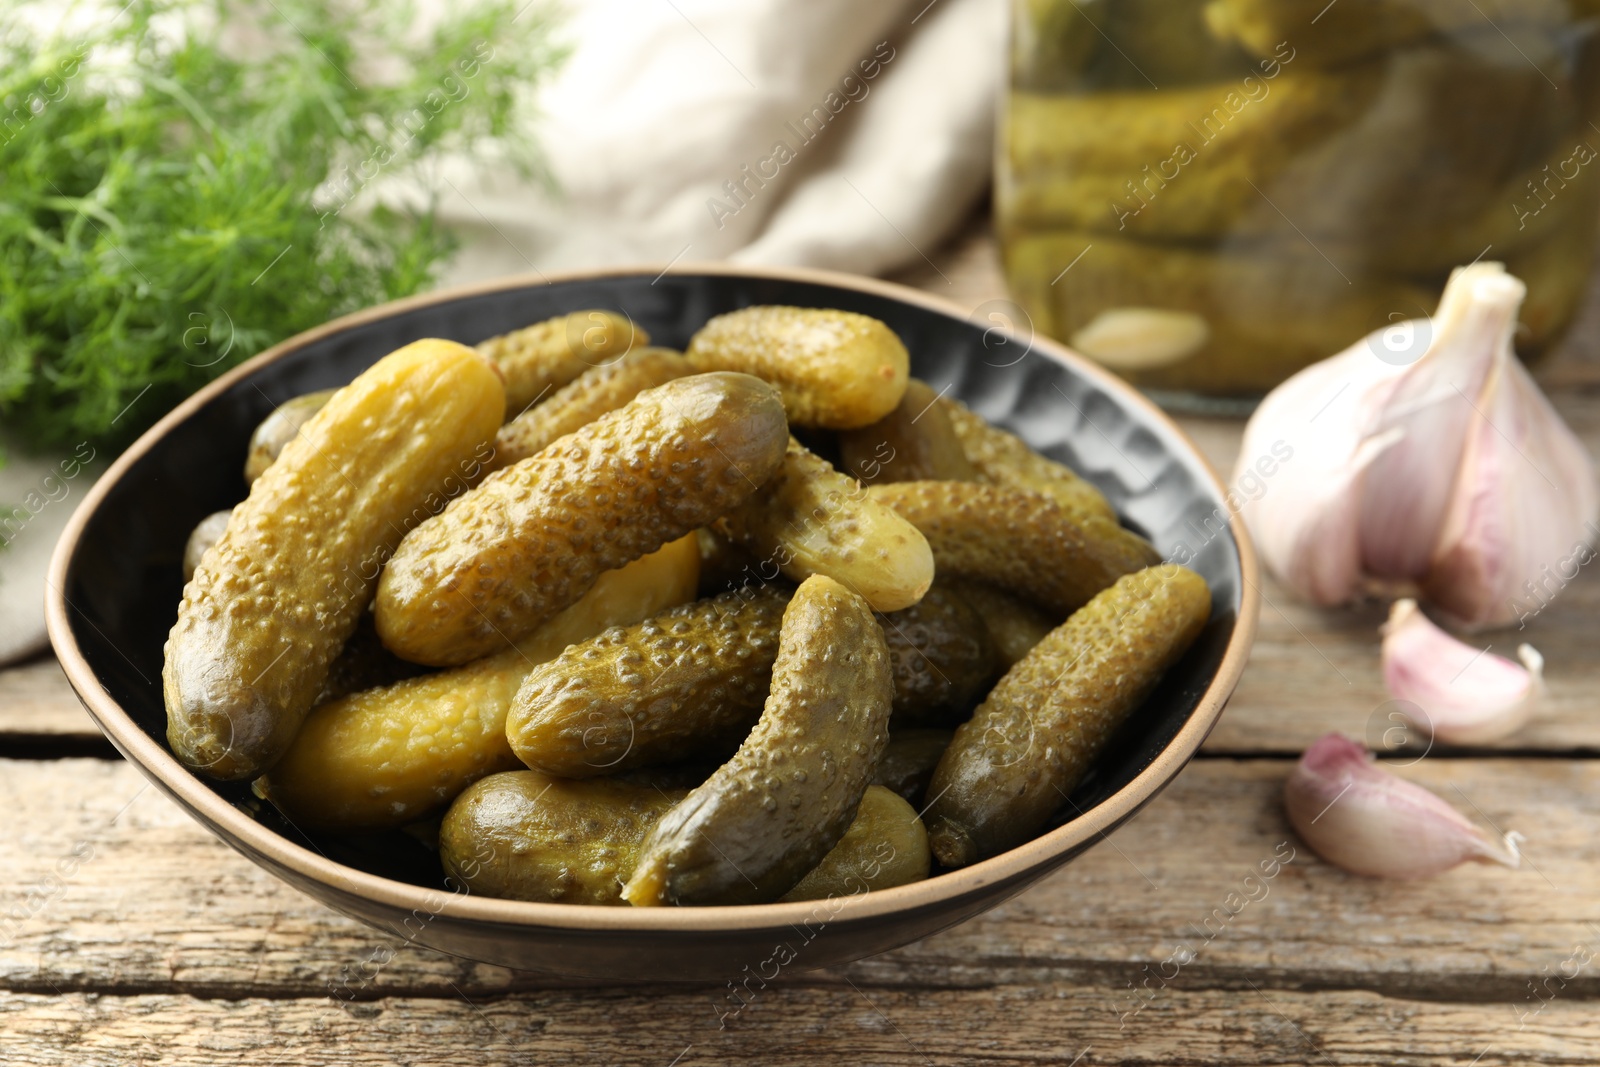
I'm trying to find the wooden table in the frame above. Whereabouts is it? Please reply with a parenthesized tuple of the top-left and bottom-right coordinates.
(5, 221, 1600, 1065)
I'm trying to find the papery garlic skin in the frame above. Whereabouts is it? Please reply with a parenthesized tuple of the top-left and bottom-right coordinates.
(1235, 262, 1598, 620)
(1356, 270, 1520, 581)
(1285, 733, 1522, 880)
(1381, 599, 1542, 744)
(1426, 353, 1600, 628)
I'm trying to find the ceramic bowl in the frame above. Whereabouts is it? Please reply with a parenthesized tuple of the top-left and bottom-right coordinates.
(47, 264, 1258, 982)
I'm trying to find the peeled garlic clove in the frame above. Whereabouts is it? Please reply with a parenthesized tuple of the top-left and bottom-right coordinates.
(1069, 308, 1209, 370)
(1285, 733, 1522, 880)
(1381, 599, 1542, 744)
(1357, 265, 1521, 581)
(1425, 352, 1599, 629)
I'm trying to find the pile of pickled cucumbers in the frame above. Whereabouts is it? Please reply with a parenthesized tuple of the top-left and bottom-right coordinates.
(1002, 0, 1600, 393)
(163, 306, 1212, 907)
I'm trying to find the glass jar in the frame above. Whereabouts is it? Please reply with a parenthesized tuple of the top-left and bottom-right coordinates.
(998, 0, 1600, 405)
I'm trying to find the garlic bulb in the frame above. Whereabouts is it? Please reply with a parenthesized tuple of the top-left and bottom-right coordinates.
(1234, 262, 1598, 627)
(1381, 599, 1542, 744)
(1284, 733, 1523, 880)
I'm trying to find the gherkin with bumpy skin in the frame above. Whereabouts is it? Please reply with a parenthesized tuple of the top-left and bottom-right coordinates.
(442, 770, 688, 906)
(244, 390, 334, 484)
(164, 339, 506, 780)
(926, 564, 1211, 868)
(937, 396, 1114, 524)
(838, 379, 977, 486)
(476, 310, 649, 415)
(374, 372, 789, 667)
(507, 584, 793, 777)
(623, 575, 893, 906)
(490, 347, 693, 470)
(256, 538, 699, 831)
(870, 729, 954, 806)
(686, 305, 909, 429)
(780, 786, 931, 902)
(716, 437, 934, 613)
(440, 776, 926, 906)
(879, 582, 995, 727)
(948, 579, 1057, 668)
(868, 481, 1158, 618)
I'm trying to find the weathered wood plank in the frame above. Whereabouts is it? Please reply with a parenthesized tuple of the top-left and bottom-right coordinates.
(2, 759, 1593, 1004)
(0, 984, 1591, 1067)
(0, 656, 96, 738)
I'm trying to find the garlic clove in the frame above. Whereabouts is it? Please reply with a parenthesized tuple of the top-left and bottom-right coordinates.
(1357, 265, 1521, 581)
(1424, 351, 1600, 629)
(1069, 307, 1210, 370)
(1284, 733, 1523, 880)
(1381, 598, 1542, 744)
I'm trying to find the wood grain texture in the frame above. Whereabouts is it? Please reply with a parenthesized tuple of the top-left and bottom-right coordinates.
(0, 657, 96, 738)
(0, 984, 1594, 1067)
(2, 759, 1591, 1004)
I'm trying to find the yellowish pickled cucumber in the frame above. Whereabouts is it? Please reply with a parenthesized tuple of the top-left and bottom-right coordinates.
(257, 537, 700, 831)
(623, 575, 893, 906)
(948, 579, 1057, 668)
(716, 437, 934, 613)
(442, 770, 688, 905)
(779, 786, 930, 901)
(880, 582, 996, 727)
(937, 395, 1115, 523)
(164, 339, 505, 781)
(838, 379, 977, 485)
(686, 305, 909, 429)
(926, 565, 1211, 867)
(1204, 0, 1566, 67)
(243, 391, 334, 484)
(374, 373, 789, 667)
(477, 310, 648, 415)
(440, 776, 925, 906)
(490, 347, 693, 470)
(513, 577, 996, 775)
(182, 509, 234, 582)
(1004, 230, 1440, 394)
(507, 584, 792, 777)
(868, 481, 1158, 619)
(870, 728, 953, 806)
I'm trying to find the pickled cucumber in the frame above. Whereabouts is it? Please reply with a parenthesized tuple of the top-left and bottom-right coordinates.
(715, 437, 934, 613)
(507, 584, 792, 777)
(948, 579, 1057, 667)
(838, 379, 977, 485)
(1005, 229, 1439, 393)
(623, 575, 893, 906)
(477, 310, 648, 415)
(686, 306, 910, 429)
(244, 391, 333, 484)
(312, 614, 428, 709)
(375, 373, 789, 666)
(490, 347, 693, 470)
(440, 776, 925, 906)
(441, 770, 687, 905)
(926, 564, 1211, 867)
(1204, 0, 1567, 67)
(869, 481, 1159, 618)
(880, 582, 996, 727)
(182, 509, 233, 582)
(257, 537, 700, 831)
(938, 395, 1115, 523)
(870, 729, 953, 806)
(780, 786, 930, 901)
(164, 339, 505, 780)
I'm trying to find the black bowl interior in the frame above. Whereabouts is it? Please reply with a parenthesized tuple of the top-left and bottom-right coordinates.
(63, 271, 1244, 893)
